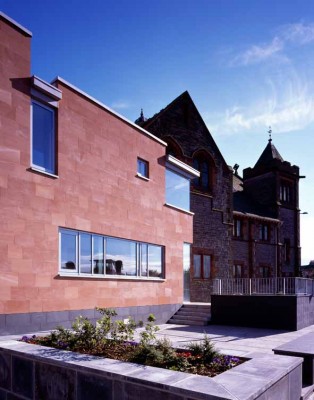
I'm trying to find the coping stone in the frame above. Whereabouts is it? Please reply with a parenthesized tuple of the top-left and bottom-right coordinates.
(273, 332, 314, 355)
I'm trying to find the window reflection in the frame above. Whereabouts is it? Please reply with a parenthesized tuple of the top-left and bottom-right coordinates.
(193, 255, 201, 278)
(32, 101, 55, 173)
(93, 235, 104, 274)
(61, 232, 77, 270)
(59, 229, 164, 279)
(141, 244, 148, 276)
(148, 245, 163, 278)
(106, 238, 136, 276)
(204, 255, 211, 278)
(166, 169, 190, 211)
(80, 233, 92, 274)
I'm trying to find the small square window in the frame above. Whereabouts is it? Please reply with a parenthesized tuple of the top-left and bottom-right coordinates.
(137, 158, 149, 178)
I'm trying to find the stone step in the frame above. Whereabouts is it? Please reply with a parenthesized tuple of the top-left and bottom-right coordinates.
(301, 384, 314, 400)
(168, 318, 208, 326)
(177, 310, 211, 318)
(167, 303, 211, 326)
(170, 314, 209, 321)
(182, 304, 211, 309)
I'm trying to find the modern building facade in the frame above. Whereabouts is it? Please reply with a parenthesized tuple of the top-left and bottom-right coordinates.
(0, 13, 199, 334)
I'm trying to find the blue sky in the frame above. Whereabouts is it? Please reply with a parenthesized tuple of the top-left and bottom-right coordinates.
(1, 0, 313, 263)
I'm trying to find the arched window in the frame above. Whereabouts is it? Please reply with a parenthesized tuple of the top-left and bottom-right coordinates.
(192, 151, 213, 192)
(165, 137, 183, 160)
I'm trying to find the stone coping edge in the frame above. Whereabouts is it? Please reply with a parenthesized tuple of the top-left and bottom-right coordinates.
(0, 340, 303, 400)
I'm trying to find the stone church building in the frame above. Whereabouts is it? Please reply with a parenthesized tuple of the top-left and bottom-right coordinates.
(139, 91, 302, 302)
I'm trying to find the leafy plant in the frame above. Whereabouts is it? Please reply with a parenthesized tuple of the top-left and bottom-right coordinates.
(20, 308, 242, 377)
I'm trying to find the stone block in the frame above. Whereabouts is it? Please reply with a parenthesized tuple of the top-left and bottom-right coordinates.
(12, 356, 33, 398)
(5, 314, 31, 330)
(0, 351, 11, 390)
(35, 361, 75, 400)
(114, 382, 183, 400)
(77, 372, 112, 400)
(0, 388, 7, 400)
(46, 310, 70, 324)
(289, 365, 302, 400)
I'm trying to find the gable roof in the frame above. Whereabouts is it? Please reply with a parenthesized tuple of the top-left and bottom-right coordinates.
(141, 91, 230, 169)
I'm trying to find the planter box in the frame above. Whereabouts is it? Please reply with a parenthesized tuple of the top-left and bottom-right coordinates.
(0, 340, 302, 400)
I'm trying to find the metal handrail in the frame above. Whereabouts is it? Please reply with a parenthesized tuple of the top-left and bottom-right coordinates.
(212, 277, 314, 296)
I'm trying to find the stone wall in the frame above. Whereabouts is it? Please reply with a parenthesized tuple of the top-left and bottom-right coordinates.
(0, 304, 181, 336)
(0, 340, 303, 400)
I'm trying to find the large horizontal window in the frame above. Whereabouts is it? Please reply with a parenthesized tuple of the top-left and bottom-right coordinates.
(59, 228, 164, 279)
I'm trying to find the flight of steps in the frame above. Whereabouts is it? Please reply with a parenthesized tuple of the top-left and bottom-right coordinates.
(168, 303, 211, 326)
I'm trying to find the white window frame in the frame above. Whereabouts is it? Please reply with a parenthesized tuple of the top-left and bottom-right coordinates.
(31, 100, 56, 174)
(59, 228, 165, 280)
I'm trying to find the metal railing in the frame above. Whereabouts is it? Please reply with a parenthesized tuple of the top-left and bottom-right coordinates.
(212, 277, 314, 296)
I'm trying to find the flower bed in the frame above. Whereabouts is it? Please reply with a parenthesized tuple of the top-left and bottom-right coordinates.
(20, 307, 243, 377)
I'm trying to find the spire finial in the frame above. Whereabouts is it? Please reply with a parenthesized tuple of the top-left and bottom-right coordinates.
(140, 108, 144, 118)
(268, 126, 272, 142)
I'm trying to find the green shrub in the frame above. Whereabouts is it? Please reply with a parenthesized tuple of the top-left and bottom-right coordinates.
(187, 334, 217, 364)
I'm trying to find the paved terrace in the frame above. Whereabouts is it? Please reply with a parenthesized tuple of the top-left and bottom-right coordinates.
(2, 322, 314, 358)
(136, 323, 314, 358)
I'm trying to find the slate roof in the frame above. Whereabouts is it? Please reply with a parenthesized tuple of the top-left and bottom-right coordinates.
(233, 190, 278, 221)
(254, 139, 284, 168)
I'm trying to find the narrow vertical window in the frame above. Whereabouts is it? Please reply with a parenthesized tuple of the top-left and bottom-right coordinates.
(31, 101, 55, 173)
(233, 264, 243, 278)
(80, 233, 92, 274)
(193, 255, 201, 278)
(93, 235, 104, 274)
(148, 245, 163, 278)
(259, 224, 269, 241)
(60, 230, 77, 271)
(137, 158, 149, 178)
(233, 219, 242, 238)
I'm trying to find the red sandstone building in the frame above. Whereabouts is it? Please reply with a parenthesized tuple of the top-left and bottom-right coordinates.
(0, 13, 199, 334)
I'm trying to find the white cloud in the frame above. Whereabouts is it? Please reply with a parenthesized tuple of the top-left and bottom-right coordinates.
(280, 22, 314, 45)
(230, 22, 314, 67)
(111, 101, 130, 110)
(231, 37, 284, 66)
(205, 77, 314, 136)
